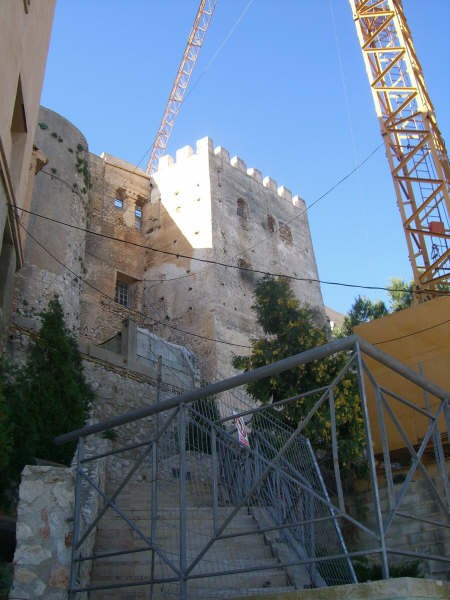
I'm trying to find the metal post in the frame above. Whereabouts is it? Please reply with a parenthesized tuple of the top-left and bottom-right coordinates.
(178, 404, 187, 600)
(355, 342, 389, 579)
(211, 428, 218, 534)
(69, 436, 84, 598)
(150, 355, 162, 599)
(329, 388, 345, 513)
(306, 438, 357, 584)
(363, 363, 395, 513)
(419, 362, 450, 510)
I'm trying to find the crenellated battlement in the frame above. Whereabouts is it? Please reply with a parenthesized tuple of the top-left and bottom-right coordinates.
(156, 137, 305, 207)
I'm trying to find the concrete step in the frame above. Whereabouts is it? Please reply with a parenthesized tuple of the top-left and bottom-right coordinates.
(92, 556, 281, 576)
(89, 585, 296, 600)
(94, 538, 275, 561)
(90, 476, 297, 599)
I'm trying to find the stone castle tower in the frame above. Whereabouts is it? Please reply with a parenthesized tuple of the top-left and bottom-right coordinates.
(14, 107, 325, 380)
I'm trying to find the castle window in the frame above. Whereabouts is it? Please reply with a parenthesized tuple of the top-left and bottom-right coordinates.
(237, 198, 248, 220)
(237, 257, 255, 284)
(135, 197, 145, 230)
(267, 215, 276, 233)
(115, 280, 129, 307)
(114, 188, 126, 209)
(279, 222, 293, 244)
(135, 207, 142, 229)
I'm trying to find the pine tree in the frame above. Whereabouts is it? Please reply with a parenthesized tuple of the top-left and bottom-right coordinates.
(11, 297, 93, 467)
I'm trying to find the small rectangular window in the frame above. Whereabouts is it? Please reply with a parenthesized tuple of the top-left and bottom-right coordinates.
(115, 281, 129, 307)
(114, 197, 123, 209)
(135, 207, 143, 229)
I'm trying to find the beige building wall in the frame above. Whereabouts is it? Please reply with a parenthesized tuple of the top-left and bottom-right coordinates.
(0, 0, 55, 346)
(355, 296, 450, 454)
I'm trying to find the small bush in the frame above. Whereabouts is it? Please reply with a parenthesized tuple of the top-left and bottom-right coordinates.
(0, 562, 12, 599)
(353, 557, 422, 582)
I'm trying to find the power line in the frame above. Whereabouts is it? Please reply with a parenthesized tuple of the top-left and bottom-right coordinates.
(18, 221, 449, 350)
(18, 221, 252, 349)
(372, 318, 450, 346)
(232, 142, 384, 260)
(185, 0, 256, 103)
(38, 138, 385, 288)
(17, 204, 449, 299)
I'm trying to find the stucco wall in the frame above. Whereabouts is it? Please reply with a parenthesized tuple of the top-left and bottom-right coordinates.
(0, 1, 55, 346)
(0, 1, 55, 207)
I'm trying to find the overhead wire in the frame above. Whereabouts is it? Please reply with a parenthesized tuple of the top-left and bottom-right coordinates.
(18, 212, 450, 349)
(18, 217, 449, 349)
(85, 0, 256, 201)
(40, 137, 384, 291)
(184, 0, 256, 103)
(370, 318, 450, 346)
(17, 203, 449, 299)
(18, 221, 252, 349)
(232, 141, 384, 261)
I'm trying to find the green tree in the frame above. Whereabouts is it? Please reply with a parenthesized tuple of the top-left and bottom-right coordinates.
(388, 277, 414, 312)
(17, 297, 93, 464)
(2, 298, 93, 482)
(232, 275, 366, 472)
(338, 295, 389, 337)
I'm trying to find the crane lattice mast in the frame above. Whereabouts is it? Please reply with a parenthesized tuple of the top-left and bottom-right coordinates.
(349, 0, 450, 298)
(146, 0, 217, 176)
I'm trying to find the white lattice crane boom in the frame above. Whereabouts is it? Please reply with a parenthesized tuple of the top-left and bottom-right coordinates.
(146, 0, 217, 176)
(349, 0, 450, 298)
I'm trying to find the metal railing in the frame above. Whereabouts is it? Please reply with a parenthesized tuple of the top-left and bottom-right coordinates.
(56, 334, 450, 598)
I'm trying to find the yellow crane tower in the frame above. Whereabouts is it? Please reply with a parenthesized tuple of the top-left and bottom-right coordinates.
(349, 0, 450, 300)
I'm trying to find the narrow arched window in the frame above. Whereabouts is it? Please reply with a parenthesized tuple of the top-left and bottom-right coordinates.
(279, 222, 293, 244)
(267, 214, 276, 233)
(237, 198, 248, 220)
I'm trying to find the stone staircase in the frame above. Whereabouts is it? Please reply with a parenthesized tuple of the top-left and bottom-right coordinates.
(87, 477, 299, 599)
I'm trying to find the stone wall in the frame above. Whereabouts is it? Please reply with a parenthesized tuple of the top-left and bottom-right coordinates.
(150, 137, 326, 379)
(344, 477, 450, 581)
(231, 577, 449, 600)
(9, 466, 74, 599)
(77, 132, 325, 382)
(14, 107, 90, 334)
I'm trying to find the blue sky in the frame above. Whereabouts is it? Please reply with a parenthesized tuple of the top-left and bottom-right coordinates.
(40, 1, 450, 314)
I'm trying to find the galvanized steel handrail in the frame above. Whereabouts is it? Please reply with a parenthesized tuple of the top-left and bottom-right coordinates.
(55, 334, 450, 445)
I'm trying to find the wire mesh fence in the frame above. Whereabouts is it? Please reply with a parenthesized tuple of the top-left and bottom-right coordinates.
(61, 335, 450, 599)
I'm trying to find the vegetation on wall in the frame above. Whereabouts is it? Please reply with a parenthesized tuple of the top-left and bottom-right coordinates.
(37, 122, 92, 195)
(0, 297, 93, 506)
(232, 275, 366, 476)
